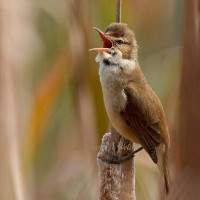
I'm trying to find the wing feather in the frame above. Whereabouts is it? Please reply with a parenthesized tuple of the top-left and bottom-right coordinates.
(122, 86, 161, 163)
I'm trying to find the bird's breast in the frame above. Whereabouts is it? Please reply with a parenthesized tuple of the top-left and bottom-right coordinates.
(99, 62, 126, 111)
(98, 62, 139, 143)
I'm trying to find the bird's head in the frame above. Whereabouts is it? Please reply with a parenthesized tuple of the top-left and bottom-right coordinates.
(90, 23, 138, 63)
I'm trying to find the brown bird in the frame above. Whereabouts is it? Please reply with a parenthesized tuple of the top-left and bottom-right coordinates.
(90, 23, 170, 194)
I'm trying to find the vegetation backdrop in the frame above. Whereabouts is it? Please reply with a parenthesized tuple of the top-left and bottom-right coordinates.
(0, 0, 187, 200)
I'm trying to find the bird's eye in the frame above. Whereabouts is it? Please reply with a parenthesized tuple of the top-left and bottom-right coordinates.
(116, 40, 124, 45)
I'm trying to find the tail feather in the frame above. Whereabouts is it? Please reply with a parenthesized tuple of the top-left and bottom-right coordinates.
(157, 144, 171, 195)
(164, 164, 170, 194)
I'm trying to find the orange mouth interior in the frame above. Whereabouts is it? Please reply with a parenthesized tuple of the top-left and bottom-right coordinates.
(89, 27, 113, 52)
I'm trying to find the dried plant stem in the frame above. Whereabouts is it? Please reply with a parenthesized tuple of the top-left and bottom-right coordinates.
(97, 1, 136, 199)
(116, 0, 122, 23)
(97, 127, 135, 200)
(0, 68, 25, 200)
(168, 0, 200, 199)
(0, 0, 32, 199)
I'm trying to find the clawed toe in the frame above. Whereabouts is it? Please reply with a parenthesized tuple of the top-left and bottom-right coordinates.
(98, 147, 143, 164)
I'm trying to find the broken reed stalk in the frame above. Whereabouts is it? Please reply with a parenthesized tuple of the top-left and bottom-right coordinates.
(116, 0, 122, 23)
(97, 1, 136, 199)
(97, 127, 135, 200)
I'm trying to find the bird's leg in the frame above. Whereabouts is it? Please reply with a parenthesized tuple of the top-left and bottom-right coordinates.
(98, 146, 143, 164)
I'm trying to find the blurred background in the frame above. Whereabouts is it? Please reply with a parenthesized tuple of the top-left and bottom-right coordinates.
(0, 0, 189, 199)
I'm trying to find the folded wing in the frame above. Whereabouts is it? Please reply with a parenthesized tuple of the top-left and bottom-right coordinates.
(121, 85, 161, 163)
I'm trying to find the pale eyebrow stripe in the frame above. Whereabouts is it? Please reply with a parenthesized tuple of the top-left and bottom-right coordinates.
(124, 41, 131, 45)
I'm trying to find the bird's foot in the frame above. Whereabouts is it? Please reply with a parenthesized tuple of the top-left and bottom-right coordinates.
(98, 147, 143, 164)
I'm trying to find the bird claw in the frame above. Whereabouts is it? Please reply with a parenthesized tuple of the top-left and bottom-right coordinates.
(98, 147, 143, 164)
(98, 152, 135, 164)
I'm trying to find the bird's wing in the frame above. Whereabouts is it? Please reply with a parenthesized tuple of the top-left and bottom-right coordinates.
(121, 85, 161, 163)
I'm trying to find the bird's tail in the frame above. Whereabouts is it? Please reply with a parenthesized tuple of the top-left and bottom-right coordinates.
(157, 146, 171, 195)
(163, 162, 170, 194)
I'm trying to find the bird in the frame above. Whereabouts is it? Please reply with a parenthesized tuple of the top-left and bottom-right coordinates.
(89, 23, 170, 194)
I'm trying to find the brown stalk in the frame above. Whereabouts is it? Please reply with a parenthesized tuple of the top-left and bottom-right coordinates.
(116, 0, 122, 23)
(168, 0, 200, 199)
(97, 0, 136, 199)
(0, 0, 32, 199)
(97, 127, 135, 200)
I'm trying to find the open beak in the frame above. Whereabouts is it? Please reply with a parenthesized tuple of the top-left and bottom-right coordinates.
(89, 27, 113, 52)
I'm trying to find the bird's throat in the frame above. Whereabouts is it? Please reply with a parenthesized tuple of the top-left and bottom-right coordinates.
(103, 59, 111, 65)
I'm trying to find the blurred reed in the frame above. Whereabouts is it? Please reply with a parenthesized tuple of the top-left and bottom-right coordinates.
(0, 0, 184, 199)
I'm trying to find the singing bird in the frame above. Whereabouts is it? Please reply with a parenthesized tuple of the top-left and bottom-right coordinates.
(90, 23, 170, 194)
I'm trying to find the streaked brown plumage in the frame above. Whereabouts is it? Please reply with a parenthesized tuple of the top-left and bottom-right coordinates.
(90, 23, 170, 194)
